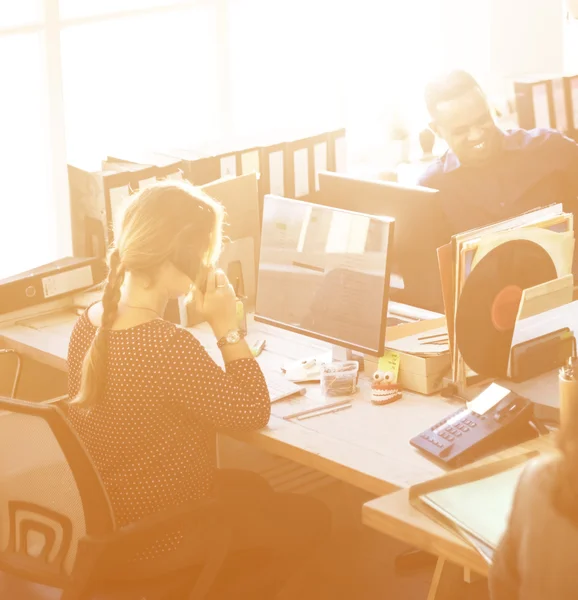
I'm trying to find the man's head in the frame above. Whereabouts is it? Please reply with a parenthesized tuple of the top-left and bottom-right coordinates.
(425, 70, 503, 166)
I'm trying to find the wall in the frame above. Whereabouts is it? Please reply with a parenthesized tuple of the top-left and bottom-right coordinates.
(438, 0, 566, 108)
(490, 0, 565, 79)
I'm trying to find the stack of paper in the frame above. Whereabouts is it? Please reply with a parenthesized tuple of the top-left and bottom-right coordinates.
(385, 326, 449, 357)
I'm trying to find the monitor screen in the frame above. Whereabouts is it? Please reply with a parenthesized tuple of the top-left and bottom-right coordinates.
(255, 195, 394, 356)
(317, 171, 449, 312)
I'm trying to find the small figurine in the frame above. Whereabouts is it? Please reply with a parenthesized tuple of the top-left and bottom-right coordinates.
(371, 370, 403, 405)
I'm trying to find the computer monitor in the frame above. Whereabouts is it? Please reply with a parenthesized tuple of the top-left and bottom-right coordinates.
(255, 195, 394, 357)
(317, 171, 450, 312)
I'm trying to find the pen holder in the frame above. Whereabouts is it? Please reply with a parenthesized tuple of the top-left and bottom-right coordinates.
(320, 361, 359, 397)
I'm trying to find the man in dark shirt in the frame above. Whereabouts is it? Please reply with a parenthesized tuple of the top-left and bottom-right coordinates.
(418, 70, 578, 240)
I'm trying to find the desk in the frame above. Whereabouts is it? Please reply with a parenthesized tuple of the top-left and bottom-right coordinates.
(362, 434, 555, 599)
(0, 301, 461, 496)
(0, 300, 557, 597)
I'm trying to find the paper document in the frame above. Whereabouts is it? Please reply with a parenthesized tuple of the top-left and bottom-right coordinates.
(314, 142, 328, 191)
(471, 227, 575, 278)
(269, 151, 285, 196)
(515, 275, 573, 321)
(385, 327, 449, 356)
(422, 463, 525, 549)
(467, 383, 510, 416)
(294, 148, 309, 197)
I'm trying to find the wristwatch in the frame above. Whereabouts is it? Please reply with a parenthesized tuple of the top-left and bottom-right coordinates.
(217, 329, 246, 348)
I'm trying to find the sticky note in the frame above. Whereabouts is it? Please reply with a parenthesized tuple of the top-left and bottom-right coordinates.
(378, 350, 400, 383)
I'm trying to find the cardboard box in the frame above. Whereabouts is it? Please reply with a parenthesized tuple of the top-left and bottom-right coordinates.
(365, 317, 451, 395)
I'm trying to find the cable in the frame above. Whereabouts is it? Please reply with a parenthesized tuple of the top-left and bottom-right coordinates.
(0, 349, 22, 399)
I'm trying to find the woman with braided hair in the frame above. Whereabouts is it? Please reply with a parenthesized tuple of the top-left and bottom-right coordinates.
(66, 181, 330, 596)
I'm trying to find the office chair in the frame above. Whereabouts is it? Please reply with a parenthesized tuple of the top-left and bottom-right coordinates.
(0, 395, 233, 600)
(0, 348, 22, 398)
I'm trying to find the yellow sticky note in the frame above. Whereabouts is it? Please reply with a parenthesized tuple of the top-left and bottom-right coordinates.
(236, 299, 247, 332)
(378, 351, 400, 383)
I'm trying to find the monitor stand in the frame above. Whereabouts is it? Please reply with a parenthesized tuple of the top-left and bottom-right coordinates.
(283, 346, 365, 383)
(331, 344, 365, 371)
(331, 345, 353, 362)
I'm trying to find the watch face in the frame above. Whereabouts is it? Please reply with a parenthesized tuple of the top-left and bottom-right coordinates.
(227, 330, 241, 344)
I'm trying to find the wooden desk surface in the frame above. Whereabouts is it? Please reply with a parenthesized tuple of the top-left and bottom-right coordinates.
(0, 304, 461, 496)
(362, 434, 556, 576)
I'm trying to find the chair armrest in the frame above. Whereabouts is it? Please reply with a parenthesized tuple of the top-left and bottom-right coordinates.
(42, 395, 69, 406)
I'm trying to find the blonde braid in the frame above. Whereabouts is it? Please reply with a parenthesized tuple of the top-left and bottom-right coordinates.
(71, 249, 125, 408)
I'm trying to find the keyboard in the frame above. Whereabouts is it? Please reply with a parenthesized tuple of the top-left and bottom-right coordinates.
(263, 370, 306, 403)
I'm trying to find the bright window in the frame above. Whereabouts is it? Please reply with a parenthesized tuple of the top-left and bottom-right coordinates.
(227, 0, 443, 156)
(227, 0, 344, 139)
(0, 32, 59, 279)
(60, 4, 219, 164)
(0, 1, 43, 29)
(58, 0, 185, 20)
(0, 0, 499, 281)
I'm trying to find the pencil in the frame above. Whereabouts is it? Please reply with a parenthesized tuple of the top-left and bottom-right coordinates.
(283, 398, 351, 420)
(297, 403, 352, 421)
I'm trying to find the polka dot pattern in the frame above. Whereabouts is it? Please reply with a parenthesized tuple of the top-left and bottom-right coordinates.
(66, 311, 270, 560)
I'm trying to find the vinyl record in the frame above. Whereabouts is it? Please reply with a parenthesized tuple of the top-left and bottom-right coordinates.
(456, 239, 557, 378)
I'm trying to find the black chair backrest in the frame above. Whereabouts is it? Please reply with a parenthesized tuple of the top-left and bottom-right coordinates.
(0, 397, 114, 588)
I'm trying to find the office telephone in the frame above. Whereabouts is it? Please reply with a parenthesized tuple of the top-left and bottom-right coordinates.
(410, 388, 543, 468)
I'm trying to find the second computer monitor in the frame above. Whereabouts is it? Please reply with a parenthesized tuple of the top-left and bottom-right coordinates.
(255, 194, 394, 357)
(317, 171, 450, 312)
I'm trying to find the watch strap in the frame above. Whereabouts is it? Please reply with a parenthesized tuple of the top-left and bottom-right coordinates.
(217, 329, 245, 348)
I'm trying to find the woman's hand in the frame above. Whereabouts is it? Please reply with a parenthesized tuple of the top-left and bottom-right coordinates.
(195, 268, 238, 337)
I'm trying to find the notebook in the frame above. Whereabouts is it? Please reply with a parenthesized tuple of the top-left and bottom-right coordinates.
(421, 463, 526, 549)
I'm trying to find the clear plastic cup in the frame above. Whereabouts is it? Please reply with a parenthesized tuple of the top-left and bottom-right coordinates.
(320, 361, 359, 397)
